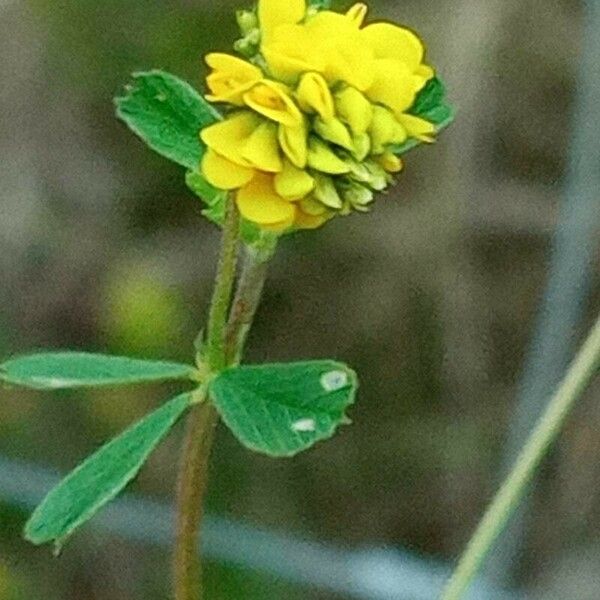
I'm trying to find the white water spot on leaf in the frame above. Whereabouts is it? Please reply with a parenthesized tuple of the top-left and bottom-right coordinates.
(35, 378, 78, 388)
(291, 418, 316, 432)
(320, 370, 348, 392)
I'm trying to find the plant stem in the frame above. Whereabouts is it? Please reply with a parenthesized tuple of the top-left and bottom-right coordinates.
(173, 199, 240, 600)
(203, 199, 241, 372)
(173, 397, 217, 600)
(225, 243, 275, 366)
(441, 313, 600, 600)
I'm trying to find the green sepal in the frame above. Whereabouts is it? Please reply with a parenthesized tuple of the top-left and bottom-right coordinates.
(24, 393, 193, 549)
(0, 352, 198, 390)
(209, 361, 358, 457)
(115, 70, 221, 170)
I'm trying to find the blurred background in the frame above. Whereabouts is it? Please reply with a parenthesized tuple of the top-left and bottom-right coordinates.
(1, 0, 600, 598)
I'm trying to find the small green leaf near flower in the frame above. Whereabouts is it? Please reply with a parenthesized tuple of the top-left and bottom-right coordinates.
(0, 352, 198, 390)
(209, 361, 358, 457)
(24, 393, 193, 548)
(115, 70, 220, 171)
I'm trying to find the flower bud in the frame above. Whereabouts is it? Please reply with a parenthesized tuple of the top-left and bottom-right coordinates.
(307, 137, 351, 174)
(377, 151, 404, 173)
(334, 86, 373, 135)
(233, 28, 261, 59)
(351, 132, 371, 161)
(236, 10, 259, 35)
(296, 73, 335, 121)
(369, 106, 399, 154)
(313, 173, 343, 209)
(340, 180, 374, 212)
(363, 160, 390, 191)
(314, 117, 354, 151)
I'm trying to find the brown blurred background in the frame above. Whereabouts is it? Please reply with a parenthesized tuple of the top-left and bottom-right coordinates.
(1, 0, 599, 598)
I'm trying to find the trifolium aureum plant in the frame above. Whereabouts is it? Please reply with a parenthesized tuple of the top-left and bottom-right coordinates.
(0, 0, 452, 597)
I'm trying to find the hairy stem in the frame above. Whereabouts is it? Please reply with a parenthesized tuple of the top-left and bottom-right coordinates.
(173, 199, 240, 600)
(441, 313, 600, 600)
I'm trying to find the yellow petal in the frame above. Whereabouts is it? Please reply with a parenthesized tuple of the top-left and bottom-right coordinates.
(260, 214, 297, 232)
(200, 111, 261, 166)
(296, 72, 335, 121)
(367, 59, 421, 113)
(416, 64, 435, 81)
(205, 53, 263, 105)
(411, 66, 435, 96)
(369, 106, 406, 154)
(334, 86, 373, 135)
(279, 121, 308, 168)
(242, 121, 283, 172)
(294, 210, 330, 230)
(201, 149, 255, 189)
(396, 113, 436, 142)
(262, 25, 326, 84)
(258, 0, 306, 42)
(305, 12, 375, 90)
(299, 196, 327, 216)
(314, 117, 354, 151)
(377, 151, 404, 173)
(307, 138, 350, 174)
(243, 80, 302, 127)
(362, 22, 425, 70)
(274, 160, 315, 200)
(236, 173, 296, 225)
(346, 3, 368, 27)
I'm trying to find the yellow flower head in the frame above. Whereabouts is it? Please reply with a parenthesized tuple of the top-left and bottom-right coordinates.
(199, 0, 451, 232)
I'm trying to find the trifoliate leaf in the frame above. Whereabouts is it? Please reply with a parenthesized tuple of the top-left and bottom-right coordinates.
(115, 70, 221, 170)
(25, 393, 193, 548)
(209, 361, 357, 457)
(0, 352, 198, 390)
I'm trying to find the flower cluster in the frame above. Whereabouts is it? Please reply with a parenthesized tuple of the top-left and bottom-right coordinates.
(200, 0, 438, 231)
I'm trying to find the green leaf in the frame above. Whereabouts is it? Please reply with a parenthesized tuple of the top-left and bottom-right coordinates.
(0, 352, 198, 390)
(25, 393, 193, 547)
(409, 77, 445, 116)
(391, 75, 455, 156)
(209, 361, 358, 457)
(115, 70, 221, 170)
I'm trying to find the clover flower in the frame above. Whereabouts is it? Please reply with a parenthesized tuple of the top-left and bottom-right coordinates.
(200, 0, 451, 231)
